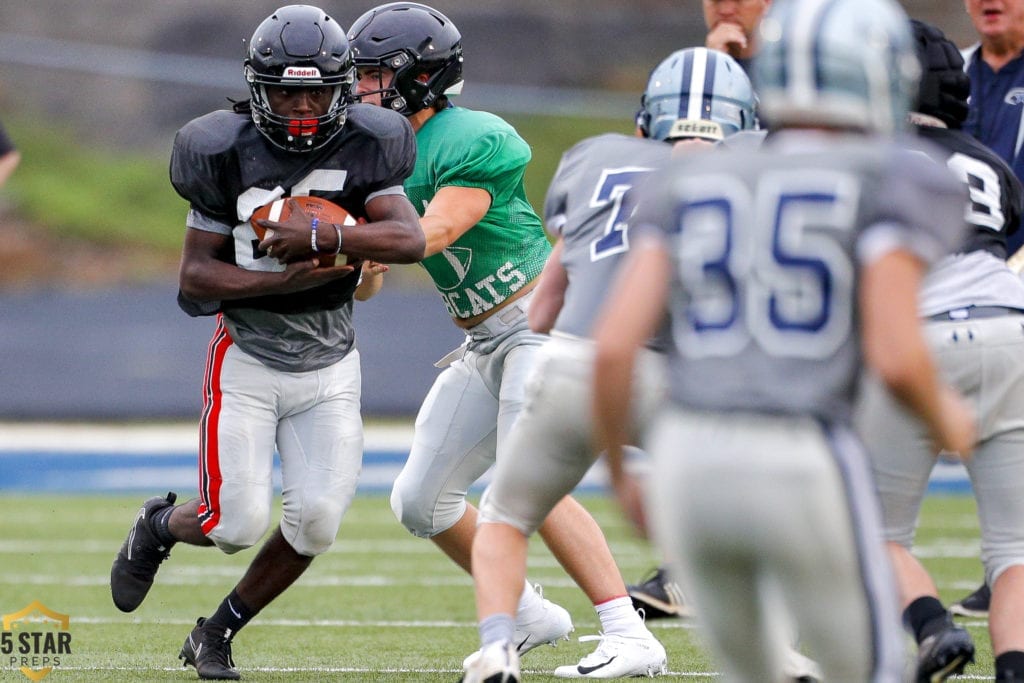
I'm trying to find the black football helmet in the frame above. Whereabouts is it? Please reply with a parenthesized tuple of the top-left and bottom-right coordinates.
(348, 2, 464, 115)
(244, 5, 355, 152)
(909, 19, 970, 129)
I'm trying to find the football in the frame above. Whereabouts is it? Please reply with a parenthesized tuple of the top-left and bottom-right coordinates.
(250, 195, 356, 267)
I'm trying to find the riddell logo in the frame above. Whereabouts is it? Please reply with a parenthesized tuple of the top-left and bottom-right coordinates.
(283, 66, 322, 79)
(668, 118, 724, 141)
(2, 601, 72, 681)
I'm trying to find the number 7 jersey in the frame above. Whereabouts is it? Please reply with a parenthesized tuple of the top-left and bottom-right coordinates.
(630, 131, 968, 424)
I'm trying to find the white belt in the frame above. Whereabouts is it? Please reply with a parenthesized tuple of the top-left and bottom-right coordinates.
(466, 290, 535, 340)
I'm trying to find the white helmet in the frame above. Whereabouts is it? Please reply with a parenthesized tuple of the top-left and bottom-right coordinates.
(753, 0, 919, 134)
(638, 47, 757, 142)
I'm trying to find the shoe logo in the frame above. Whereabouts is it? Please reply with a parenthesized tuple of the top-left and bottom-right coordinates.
(516, 634, 530, 652)
(126, 509, 145, 560)
(577, 656, 617, 675)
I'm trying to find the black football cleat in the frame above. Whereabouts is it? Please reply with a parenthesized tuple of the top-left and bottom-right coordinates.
(915, 621, 975, 682)
(626, 566, 692, 619)
(180, 617, 241, 681)
(949, 582, 990, 618)
(110, 491, 177, 612)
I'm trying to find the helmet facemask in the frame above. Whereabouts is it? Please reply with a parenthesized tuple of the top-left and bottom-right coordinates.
(246, 63, 355, 152)
(244, 5, 356, 153)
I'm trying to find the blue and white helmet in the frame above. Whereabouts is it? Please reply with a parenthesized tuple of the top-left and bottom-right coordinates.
(753, 0, 919, 134)
(638, 47, 757, 142)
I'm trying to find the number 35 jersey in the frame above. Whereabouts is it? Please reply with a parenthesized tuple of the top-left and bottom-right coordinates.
(629, 131, 968, 424)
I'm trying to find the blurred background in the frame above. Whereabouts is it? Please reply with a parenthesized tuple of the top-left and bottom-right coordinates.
(0, 0, 978, 420)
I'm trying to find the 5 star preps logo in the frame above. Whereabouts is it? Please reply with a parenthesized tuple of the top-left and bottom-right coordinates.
(2, 601, 72, 681)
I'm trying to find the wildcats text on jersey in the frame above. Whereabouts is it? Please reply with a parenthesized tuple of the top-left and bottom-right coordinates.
(439, 261, 527, 319)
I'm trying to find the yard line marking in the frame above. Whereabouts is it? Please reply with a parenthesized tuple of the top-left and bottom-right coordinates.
(67, 615, 700, 630)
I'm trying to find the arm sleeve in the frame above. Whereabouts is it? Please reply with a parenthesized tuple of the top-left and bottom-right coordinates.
(436, 129, 532, 205)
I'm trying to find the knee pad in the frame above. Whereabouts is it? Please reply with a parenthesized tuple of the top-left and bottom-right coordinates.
(208, 505, 271, 554)
(390, 474, 466, 539)
(478, 485, 537, 536)
(280, 496, 345, 557)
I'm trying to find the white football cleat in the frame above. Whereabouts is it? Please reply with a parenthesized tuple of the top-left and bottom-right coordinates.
(554, 632, 667, 678)
(514, 584, 574, 655)
(461, 640, 521, 683)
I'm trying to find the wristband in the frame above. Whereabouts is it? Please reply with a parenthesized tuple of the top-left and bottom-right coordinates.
(334, 225, 343, 255)
(310, 217, 319, 253)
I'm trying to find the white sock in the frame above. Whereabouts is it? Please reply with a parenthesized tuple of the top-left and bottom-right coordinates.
(596, 596, 648, 637)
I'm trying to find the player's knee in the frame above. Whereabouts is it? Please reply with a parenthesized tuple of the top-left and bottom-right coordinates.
(210, 507, 271, 554)
(283, 497, 345, 556)
(479, 487, 538, 536)
(390, 479, 463, 538)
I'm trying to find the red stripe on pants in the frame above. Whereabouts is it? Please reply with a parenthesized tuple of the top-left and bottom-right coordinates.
(198, 316, 232, 536)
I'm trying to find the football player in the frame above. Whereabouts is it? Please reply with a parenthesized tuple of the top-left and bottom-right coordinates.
(348, 2, 672, 676)
(855, 18, 1024, 682)
(109, 5, 424, 680)
(462, 46, 755, 682)
(592, 0, 974, 680)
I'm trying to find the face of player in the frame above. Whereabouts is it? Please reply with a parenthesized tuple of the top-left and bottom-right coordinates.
(355, 67, 396, 107)
(265, 85, 335, 118)
(965, 0, 1024, 46)
(702, 0, 771, 41)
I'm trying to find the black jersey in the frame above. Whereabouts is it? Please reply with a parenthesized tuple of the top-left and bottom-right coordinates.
(170, 102, 416, 316)
(916, 125, 1024, 257)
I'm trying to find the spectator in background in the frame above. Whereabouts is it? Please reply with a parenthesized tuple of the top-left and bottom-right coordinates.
(702, 0, 772, 69)
(961, 0, 1024, 255)
(0, 119, 20, 187)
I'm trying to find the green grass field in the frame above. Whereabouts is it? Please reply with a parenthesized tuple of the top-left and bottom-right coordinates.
(0, 493, 992, 681)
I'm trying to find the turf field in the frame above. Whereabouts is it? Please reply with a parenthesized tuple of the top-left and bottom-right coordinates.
(0, 493, 991, 681)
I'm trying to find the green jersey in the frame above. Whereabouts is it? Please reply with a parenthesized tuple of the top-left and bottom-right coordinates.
(406, 106, 551, 320)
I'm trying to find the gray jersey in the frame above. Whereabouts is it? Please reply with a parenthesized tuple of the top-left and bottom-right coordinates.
(543, 133, 673, 338)
(632, 131, 967, 424)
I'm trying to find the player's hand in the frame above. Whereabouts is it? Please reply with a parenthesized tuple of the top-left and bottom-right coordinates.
(362, 260, 390, 275)
(613, 473, 647, 538)
(610, 467, 648, 539)
(705, 22, 747, 58)
(276, 259, 356, 294)
(257, 199, 316, 264)
(932, 385, 976, 461)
